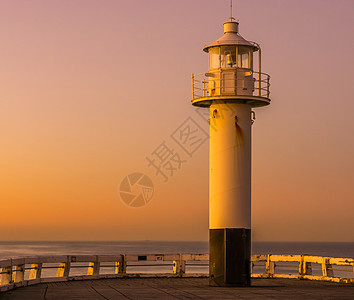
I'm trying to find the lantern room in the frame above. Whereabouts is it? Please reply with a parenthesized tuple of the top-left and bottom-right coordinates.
(191, 21, 271, 108)
(206, 22, 255, 70)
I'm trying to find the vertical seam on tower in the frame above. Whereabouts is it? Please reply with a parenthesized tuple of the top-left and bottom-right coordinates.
(224, 228, 227, 281)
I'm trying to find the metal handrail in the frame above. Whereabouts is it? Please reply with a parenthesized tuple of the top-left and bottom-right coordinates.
(192, 70, 271, 100)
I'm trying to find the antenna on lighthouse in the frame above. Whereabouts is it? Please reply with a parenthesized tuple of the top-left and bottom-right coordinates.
(230, 0, 235, 22)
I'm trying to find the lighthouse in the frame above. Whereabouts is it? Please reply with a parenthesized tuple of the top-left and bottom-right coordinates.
(191, 16, 271, 286)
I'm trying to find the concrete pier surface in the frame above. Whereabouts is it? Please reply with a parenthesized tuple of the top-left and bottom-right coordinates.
(0, 278, 353, 299)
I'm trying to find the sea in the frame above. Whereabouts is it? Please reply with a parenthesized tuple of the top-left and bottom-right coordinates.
(0, 241, 353, 278)
(0, 241, 353, 260)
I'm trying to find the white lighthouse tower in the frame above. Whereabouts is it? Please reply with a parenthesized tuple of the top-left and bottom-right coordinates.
(191, 13, 271, 286)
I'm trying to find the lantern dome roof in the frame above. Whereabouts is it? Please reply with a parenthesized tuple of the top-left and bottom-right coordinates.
(203, 21, 258, 52)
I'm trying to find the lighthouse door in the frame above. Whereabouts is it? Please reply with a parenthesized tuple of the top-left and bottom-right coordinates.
(221, 70, 236, 95)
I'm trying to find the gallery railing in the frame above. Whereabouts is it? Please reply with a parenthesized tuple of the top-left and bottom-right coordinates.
(192, 71, 270, 100)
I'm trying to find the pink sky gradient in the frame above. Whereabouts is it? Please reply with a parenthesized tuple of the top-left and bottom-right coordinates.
(0, 0, 353, 241)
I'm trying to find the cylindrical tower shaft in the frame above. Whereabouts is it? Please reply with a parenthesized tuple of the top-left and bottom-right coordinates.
(209, 103, 251, 286)
(191, 17, 271, 287)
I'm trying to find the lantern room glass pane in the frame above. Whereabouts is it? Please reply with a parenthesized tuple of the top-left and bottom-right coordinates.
(237, 46, 252, 68)
(221, 46, 236, 68)
(237, 53, 249, 68)
(209, 47, 220, 70)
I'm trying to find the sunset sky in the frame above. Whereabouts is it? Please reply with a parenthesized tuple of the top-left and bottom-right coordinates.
(1, 0, 353, 242)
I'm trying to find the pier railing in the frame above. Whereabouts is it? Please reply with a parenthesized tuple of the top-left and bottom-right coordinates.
(251, 254, 354, 284)
(0, 254, 353, 292)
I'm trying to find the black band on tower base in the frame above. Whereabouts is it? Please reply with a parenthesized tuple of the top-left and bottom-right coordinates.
(209, 228, 251, 286)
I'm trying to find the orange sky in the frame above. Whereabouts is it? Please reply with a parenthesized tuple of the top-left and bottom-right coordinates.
(0, 0, 353, 241)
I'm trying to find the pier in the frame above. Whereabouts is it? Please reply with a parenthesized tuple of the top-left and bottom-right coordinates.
(1, 254, 353, 298)
(2, 277, 354, 299)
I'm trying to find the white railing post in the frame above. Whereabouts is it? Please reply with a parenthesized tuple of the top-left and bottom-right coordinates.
(87, 262, 94, 276)
(173, 260, 180, 276)
(265, 254, 275, 277)
(173, 254, 185, 277)
(258, 45, 262, 96)
(192, 74, 195, 100)
(29, 263, 42, 280)
(1, 267, 12, 285)
(13, 265, 25, 283)
(87, 256, 100, 276)
(56, 263, 65, 277)
(322, 258, 334, 277)
(258, 73, 261, 97)
(115, 261, 126, 275)
(56, 257, 70, 277)
(299, 255, 304, 276)
(267, 76, 270, 98)
(299, 255, 312, 276)
(180, 260, 186, 276)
